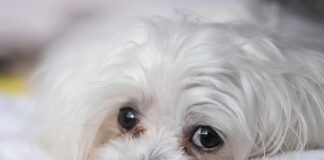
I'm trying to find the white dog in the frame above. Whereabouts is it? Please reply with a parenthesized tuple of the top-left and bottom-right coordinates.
(30, 0, 324, 160)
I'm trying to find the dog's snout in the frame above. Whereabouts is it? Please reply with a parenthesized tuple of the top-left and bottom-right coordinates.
(133, 143, 172, 160)
(145, 144, 167, 160)
(140, 154, 165, 160)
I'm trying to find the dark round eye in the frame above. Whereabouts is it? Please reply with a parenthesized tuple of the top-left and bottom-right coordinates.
(118, 107, 138, 131)
(191, 126, 223, 149)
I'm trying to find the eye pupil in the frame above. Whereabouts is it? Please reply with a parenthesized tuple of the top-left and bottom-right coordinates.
(199, 126, 223, 148)
(191, 126, 223, 149)
(118, 107, 138, 131)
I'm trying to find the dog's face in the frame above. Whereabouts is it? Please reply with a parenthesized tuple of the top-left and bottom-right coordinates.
(36, 17, 314, 160)
(85, 20, 254, 160)
(90, 58, 242, 160)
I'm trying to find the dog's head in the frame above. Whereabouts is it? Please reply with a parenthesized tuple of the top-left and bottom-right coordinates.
(34, 16, 313, 160)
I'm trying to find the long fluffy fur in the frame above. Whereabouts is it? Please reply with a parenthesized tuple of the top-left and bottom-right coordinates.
(30, 0, 324, 160)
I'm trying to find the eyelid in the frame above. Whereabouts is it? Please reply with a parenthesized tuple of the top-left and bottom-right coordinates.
(120, 107, 136, 111)
(120, 101, 141, 113)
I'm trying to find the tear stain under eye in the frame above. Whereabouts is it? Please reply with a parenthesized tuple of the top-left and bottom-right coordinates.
(131, 125, 146, 138)
(95, 120, 146, 147)
(179, 135, 195, 156)
(179, 135, 226, 160)
(180, 125, 198, 156)
(92, 116, 122, 149)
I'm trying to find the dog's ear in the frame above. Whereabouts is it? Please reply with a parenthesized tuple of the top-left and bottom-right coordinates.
(29, 36, 127, 160)
(235, 34, 324, 157)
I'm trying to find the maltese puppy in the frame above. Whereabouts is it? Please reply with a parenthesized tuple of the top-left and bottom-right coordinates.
(30, 0, 324, 160)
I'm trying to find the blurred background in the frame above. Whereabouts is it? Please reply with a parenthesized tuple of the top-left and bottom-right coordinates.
(0, 0, 323, 97)
(0, 0, 108, 97)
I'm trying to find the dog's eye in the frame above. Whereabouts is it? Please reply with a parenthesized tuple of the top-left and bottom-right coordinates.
(191, 126, 223, 149)
(118, 107, 138, 131)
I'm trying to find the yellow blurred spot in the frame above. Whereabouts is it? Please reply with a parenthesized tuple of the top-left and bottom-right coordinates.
(0, 74, 27, 96)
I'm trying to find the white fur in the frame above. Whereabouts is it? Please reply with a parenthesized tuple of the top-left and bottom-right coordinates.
(30, 0, 324, 160)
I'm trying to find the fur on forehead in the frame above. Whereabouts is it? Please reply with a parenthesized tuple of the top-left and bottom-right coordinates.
(95, 15, 252, 142)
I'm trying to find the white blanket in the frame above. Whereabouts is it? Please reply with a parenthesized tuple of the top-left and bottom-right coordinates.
(0, 96, 51, 160)
(0, 96, 323, 160)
